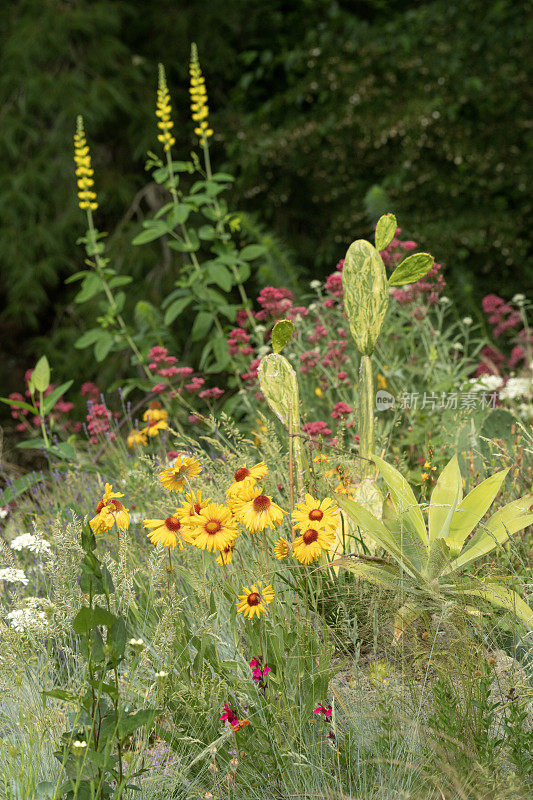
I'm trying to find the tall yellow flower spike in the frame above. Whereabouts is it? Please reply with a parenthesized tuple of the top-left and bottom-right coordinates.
(156, 64, 176, 152)
(73, 116, 98, 211)
(189, 43, 213, 140)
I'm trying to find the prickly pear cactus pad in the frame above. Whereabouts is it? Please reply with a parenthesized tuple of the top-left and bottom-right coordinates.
(342, 239, 389, 356)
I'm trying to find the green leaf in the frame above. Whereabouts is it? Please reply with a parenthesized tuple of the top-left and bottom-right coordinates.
(31, 355, 50, 392)
(107, 617, 127, 664)
(72, 605, 117, 634)
(65, 270, 91, 284)
(191, 311, 214, 341)
(428, 455, 463, 543)
(207, 263, 233, 292)
(94, 331, 114, 362)
(167, 204, 190, 227)
(458, 581, 533, 628)
(447, 494, 533, 573)
(375, 213, 397, 251)
(43, 689, 79, 703)
(240, 244, 267, 261)
(108, 275, 133, 289)
(132, 222, 167, 245)
(236, 262, 251, 282)
(74, 328, 105, 349)
(0, 396, 37, 414)
(271, 319, 295, 353)
(372, 455, 428, 553)
(446, 468, 509, 554)
(75, 273, 104, 303)
(331, 557, 414, 593)
(389, 253, 434, 287)
(393, 601, 423, 643)
(342, 239, 388, 355)
(0, 472, 42, 506)
(210, 337, 231, 371)
(41, 381, 73, 416)
(134, 300, 160, 331)
(164, 296, 193, 325)
(118, 709, 159, 739)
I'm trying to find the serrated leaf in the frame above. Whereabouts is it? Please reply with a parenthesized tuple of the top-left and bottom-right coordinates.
(271, 319, 295, 353)
(167, 204, 190, 227)
(75, 273, 104, 303)
(342, 240, 388, 355)
(389, 253, 434, 287)
(375, 213, 397, 251)
(207, 263, 233, 292)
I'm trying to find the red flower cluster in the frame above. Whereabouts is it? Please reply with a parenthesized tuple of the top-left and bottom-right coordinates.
(302, 420, 332, 440)
(86, 402, 116, 444)
(228, 327, 253, 357)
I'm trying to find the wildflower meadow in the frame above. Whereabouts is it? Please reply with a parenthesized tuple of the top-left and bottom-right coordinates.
(0, 24, 532, 800)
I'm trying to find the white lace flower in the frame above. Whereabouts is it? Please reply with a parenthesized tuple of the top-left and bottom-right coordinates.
(469, 375, 503, 393)
(10, 533, 51, 555)
(5, 607, 48, 633)
(499, 377, 531, 401)
(0, 568, 28, 586)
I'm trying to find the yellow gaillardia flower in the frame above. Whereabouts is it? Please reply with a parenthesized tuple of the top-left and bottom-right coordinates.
(189, 43, 213, 140)
(159, 456, 202, 492)
(226, 461, 268, 502)
(292, 494, 339, 533)
(313, 454, 329, 464)
(176, 490, 211, 530)
(73, 116, 98, 211)
(274, 537, 290, 560)
(192, 503, 238, 552)
(237, 582, 275, 620)
(144, 513, 191, 549)
(235, 485, 286, 532)
(127, 429, 147, 448)
(226, 476, 257, 515)
(216, 537, 239, 566)
(292, 527, 336, 564)
(143, 418, 168, 438)
(90, 483, 130, 534)
(156, 64, 176, 152)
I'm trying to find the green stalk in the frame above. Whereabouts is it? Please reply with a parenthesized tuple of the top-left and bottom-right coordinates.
(359, 355, 375, 476)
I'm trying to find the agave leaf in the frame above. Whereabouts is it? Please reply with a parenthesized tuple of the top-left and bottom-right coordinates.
(445, 494, 533, 574)
(446, 469, 509, 555)
(342, 240, 388, 356)
(393, 601, 423, 644)
(457, 581, 533, 628)
(335, 496, 423, 581)
(426, 537, 452, 580)
(331, 557, 416, 594)
(382, 493, 400, 533)
(429, 455, 462, 543)
(372, 456, 428, 553)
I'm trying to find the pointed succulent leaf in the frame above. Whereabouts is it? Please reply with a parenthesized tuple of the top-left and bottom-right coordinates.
(382, 492, 400, 533)
(446, 468, 509, 555)
(342, 239, 388, 355)
(335, 495, 422, 580)
(331, 557, 415, 593)
(458, 581, 533, 628)
(271, 319, 295, 354)
(446, 494, 533, 573)
(388, 253, 434, 286)
(429, 455, 463, 543)
(375, 213, 397, 252)
(372, 455, 428, 552)
(427, 537, 451, 580)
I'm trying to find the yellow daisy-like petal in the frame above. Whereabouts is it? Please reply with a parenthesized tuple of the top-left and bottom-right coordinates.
(142, 404, 168, 423)
(144, 419, 168, 437)
(291, 494, 339, 533)
(292, 527, 336, 564)
(127, 429, 147, 448)
(227, 461, 268, 495)
(143, 514, 183, 549)
(90, 482, 130, 534)
(237, 581, 275, 620)
(176, 490, 211, 530)
(235, 486, 285, 532)
(226, 475, 257, 514)
(273, 537, 290, 560)
(89, 507, 115, 534)
(159, 456, 202, 492)
(192, 503, 238, 552)
(216, 537, 239, 566)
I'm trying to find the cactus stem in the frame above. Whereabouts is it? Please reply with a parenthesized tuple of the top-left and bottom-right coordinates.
(359, 355, 375, 476)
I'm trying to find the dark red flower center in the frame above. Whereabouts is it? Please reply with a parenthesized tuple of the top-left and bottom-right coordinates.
(193, 504, 202, 514)
(148, 419, 159, 427)
(205, 519, 222, 534)
(309, 508, 323, 521)
(247, 592, 261, 606)
(165, 516, 181, 531)
(234, 467, 250, 482)
(303, 528, 319, 545)
(253, 495, 271, 512)
(96, 500, 105, 514)
(149, 401, 162, 409)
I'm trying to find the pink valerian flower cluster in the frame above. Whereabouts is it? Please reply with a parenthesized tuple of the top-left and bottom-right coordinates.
(148, 346, 180, 378)
(228, 327, 254, 357)
(308, 323, 329, 344)
(86, 402, 117, 444)
(9, 370, 80, 434)
(324, 260, 344, 308)
(255, 287, 294, 321)
(313, 703, 332, 718)
(81, 382, 100, 403)
(249, 657, 271, 691)
(321, 338, 348, 370)
(300, 350, 321, 374)
(302, 421, 332, 441)
(331, 401, 353, 420)
(474, 295, 529, 377)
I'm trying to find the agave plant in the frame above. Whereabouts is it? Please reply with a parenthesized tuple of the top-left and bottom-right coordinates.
(334, 455, 533, 638)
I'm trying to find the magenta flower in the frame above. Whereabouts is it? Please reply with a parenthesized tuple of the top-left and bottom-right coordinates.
(313, 703, 332, 718)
